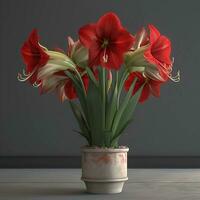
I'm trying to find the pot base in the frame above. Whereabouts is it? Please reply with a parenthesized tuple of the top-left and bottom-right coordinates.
(82, 177, 128, 194)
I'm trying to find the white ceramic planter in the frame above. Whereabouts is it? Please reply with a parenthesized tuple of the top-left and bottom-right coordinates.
(81, 146, 129, 194)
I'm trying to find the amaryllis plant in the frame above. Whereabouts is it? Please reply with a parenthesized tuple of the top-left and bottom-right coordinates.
(18, 12, 180, 147)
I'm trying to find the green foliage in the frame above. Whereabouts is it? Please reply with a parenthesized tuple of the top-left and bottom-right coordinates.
(67, 66, 144, 147)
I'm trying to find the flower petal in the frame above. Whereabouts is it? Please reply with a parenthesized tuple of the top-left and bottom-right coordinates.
(88, 41, 101, 67)
(113, 29, 135, 52)
(139, 84, 150, 103)
(149, 80, 161, 97)
(79, 24, 97, 48)
(148, 24, 160, 44)
(144, 47, 159, 66)
(20, 29, 49, 84)
(21, 42, 40, 73)
(151, 35, 172, 65)
(96, 12, 122, 39)
(64, 79, 77, 99)
(134, 27, 148, 48)
(100, 50, 123, 70)
(124, 72, 150, 103)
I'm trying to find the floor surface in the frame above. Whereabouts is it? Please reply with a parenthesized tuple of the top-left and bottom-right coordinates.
(0, 169, 200, 200)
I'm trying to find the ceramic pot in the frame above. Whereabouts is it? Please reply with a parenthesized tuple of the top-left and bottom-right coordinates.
(81, 146, 129, 194)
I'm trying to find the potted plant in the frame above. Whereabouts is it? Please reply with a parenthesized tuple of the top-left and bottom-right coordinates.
(17, 12, 180, 194)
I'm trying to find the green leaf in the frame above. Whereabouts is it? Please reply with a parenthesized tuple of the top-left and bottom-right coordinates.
(86, 76, 104, 146)
(65, 71, 82, 92)
(106, 70, 112, 93)
(111, 119, 132, 145)
(117, 69, 129, 108)
(65, 71, 89, 129)
(103, 130, 113, 147)
(101, 68, 106, 130)
(112, 83, 144, 141)
(69, 101, 91, 144)
(85, 67, 98, 87)
(121, 83, 144, 123)
(105, 72, 118, 130)
(112, 78, 137, 134)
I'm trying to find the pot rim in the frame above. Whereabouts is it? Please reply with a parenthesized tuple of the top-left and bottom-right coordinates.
(81, 146, 129, 153)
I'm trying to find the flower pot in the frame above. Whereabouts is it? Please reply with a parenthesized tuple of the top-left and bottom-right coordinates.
(81, 146, 129, 194)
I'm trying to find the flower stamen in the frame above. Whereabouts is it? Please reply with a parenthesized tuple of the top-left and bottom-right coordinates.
(169, 70, 180, 82)
(33, 81, 42, 88)
(103, 48, 108, 63)
(17, 68, 37, 82)
(159, 58, 180, 82)
(101, 39, 109, 63)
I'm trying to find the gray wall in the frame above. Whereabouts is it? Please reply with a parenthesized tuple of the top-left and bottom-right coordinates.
(0, 0, 199, 158)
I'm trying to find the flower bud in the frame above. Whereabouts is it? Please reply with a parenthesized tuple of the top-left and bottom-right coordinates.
(67, 37, 89, 68)
(124, 45, 154, 72)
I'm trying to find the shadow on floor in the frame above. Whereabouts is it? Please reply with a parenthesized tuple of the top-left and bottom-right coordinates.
(0, 184, 86, 197)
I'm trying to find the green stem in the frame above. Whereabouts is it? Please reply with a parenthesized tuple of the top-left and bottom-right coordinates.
(116, 71, 119, 90)
(73, 68, 87, 97)
(66, 69, 91, 144)
(117, 68, 129, 108)
(102, 68, 106, 130)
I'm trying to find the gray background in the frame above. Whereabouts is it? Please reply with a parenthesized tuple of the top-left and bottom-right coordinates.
(0, 0, 198, 158)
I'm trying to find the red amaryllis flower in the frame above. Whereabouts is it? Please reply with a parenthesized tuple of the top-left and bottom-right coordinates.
(18, 29, 49, 84)
(78, 12, 135, 70)
(124, 72, 162, 103)
(144, 25, 173, 81)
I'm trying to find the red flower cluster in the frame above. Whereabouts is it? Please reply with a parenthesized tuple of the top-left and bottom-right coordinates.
(19, 30, 89, 100)
(18, 12, 178, 103)
(125, 24, 176, 103)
